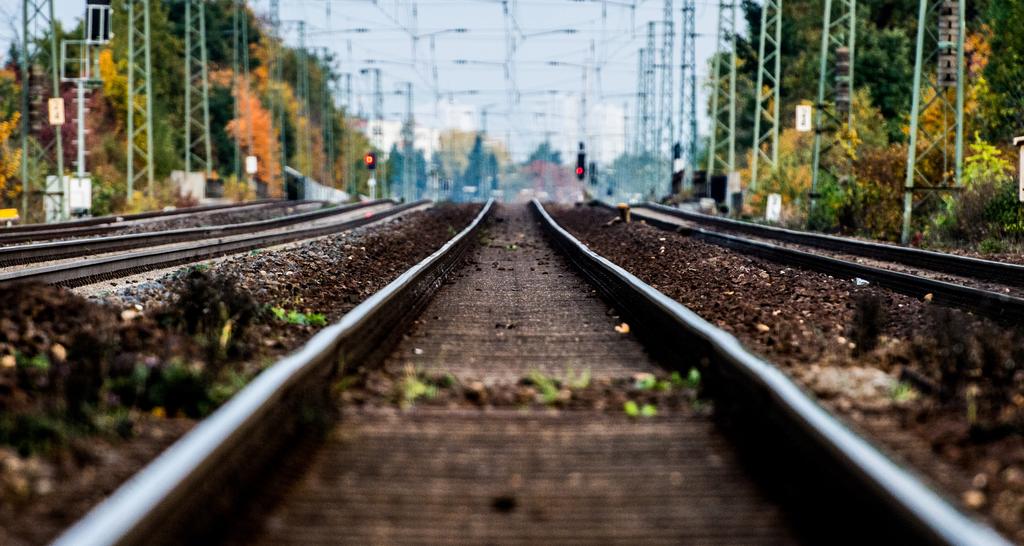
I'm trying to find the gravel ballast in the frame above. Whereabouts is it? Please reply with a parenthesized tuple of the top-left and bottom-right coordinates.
(553, 204, 1024, 541)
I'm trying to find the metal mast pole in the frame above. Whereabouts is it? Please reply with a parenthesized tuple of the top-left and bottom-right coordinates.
(707, 0, 737, 178)
(901, 0, 965, 244)
(643, 22, 656, 157)
(630, 47, 638, 156)
(126, 0, 154, 202)
(659, 0, 674, 194)
(679, 0, 696, 190)
(321, 51, 335, 187)
(232, 0, 241, 178)
(750, 0, 782, 194)
(295, 21, 311, 176)
(184, 0, 212, 178)
(19, 0, 64, 220)
(269, 0, 286, 183)
(403, 82, 415, 201)
(809, 0, 856, 216)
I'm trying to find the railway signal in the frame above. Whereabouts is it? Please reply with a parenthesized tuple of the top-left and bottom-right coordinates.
(576, 142, 586, 181)
(364, 151, 377, 170)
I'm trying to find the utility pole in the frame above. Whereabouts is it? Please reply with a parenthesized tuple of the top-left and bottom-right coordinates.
(679, 0, 697, 190)
(901, 0, 965, 244)
(295, 21, 312, 176)
(643, 22, 657, 157)
(659, 0, 674, 195)
(231, 0, 251, 179)
(707, 0, 737, 179)
(360, 68, 384, 196)
(750, 0, 782, 194)
(269, 0, 286, 185)
(634, 47, 645, 156)
(184, 0, 212, 179)
(127, 0, 154, 202)
(402, 82, 415, 201)
(320, 50, 335, 187)
(19, 0, 64, 221)
(809, 0, 856, 218)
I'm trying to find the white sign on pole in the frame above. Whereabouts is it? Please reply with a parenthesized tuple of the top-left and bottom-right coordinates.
(69, 178, 92, 211)
(795, 104, 813, 132)
(765, 193, 783, 222)
(245, 155, 258, 175)
(48, 98, 65, 125)
(1017, 137, 1024, 203)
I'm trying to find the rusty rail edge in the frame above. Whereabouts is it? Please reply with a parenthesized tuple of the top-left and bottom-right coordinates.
(0, 199, 287, 238)
(0, 200, 425, 288)
(53, 199, 494, 546)
(534, 200, 1008, 546)
(0, 199, 392, 267)
(636, 201, 1024, 287)
(595, 201, 1024, 324)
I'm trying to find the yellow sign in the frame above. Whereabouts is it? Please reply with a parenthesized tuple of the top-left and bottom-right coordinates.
(48, 98, 65, 126)
(0, 209, 19, 220)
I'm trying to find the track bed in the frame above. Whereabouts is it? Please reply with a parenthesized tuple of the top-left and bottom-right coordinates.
(227, 205, 800, 544)
(554, 204, 1024, 541)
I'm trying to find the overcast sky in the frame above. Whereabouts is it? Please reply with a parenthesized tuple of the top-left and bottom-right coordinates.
(5, 0, 727, 161)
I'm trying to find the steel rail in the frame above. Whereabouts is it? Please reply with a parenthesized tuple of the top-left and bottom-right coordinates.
(0, 201, 427, 288)
(617, 203, 1024, 323)
(0, 199, 285, 236)
(0, 199, 393, 267)
(636, 201, 1024, 286)
(53, 200, 493, 546)
(533, 200, 1007, 546)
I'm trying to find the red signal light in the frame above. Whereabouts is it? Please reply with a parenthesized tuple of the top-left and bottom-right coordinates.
(364, 152, 377, 170)
(575, 166, 584, 177)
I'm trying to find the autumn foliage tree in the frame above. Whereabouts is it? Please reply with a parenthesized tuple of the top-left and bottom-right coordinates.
(0, 112, 22, 200)
(226, 76, 281, 195)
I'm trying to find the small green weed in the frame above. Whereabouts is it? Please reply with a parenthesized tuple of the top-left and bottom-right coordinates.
(528, 370, 561, 404)
(891, 382, 918, 403)
(17, 352, 51, 371)
(398, 366, 439, 407)
(623, 400, 658, 418)
(271, 307, 327, 327)
(564, 367, 591, 389)
(979, 237, 1006, 254)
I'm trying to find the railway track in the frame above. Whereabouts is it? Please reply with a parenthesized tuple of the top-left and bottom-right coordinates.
(0, 199, 299, 245)
(0, 199, 391, 267)
(0, 200, 423, 288)
(54, 201, 1006, 545)
(612, 202, 1024, 324)
(634, 202, 1024, 286)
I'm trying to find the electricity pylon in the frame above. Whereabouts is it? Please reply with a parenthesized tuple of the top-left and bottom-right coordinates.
(126, 0, 154, 201)
(294, 21, 311, 176)
(658, 0, 674, 193)
(679, 0, 697, 190)
(642, 22, 657, 156)
(901, 0, 965, 244)
(402, 82, 415, 202)
(184, 0, 212, 178)
(320, 50, 335, 187)
(231, 0, 252, 179)
(707, 1, 737, 177)
(809, 0, 856, 214)
(19, 0, 64, 219)
(269, 0, 286, 183)
(749, 0, 782, 194)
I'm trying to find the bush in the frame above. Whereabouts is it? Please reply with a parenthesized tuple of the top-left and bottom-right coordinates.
(937, 136, 1024, 243)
